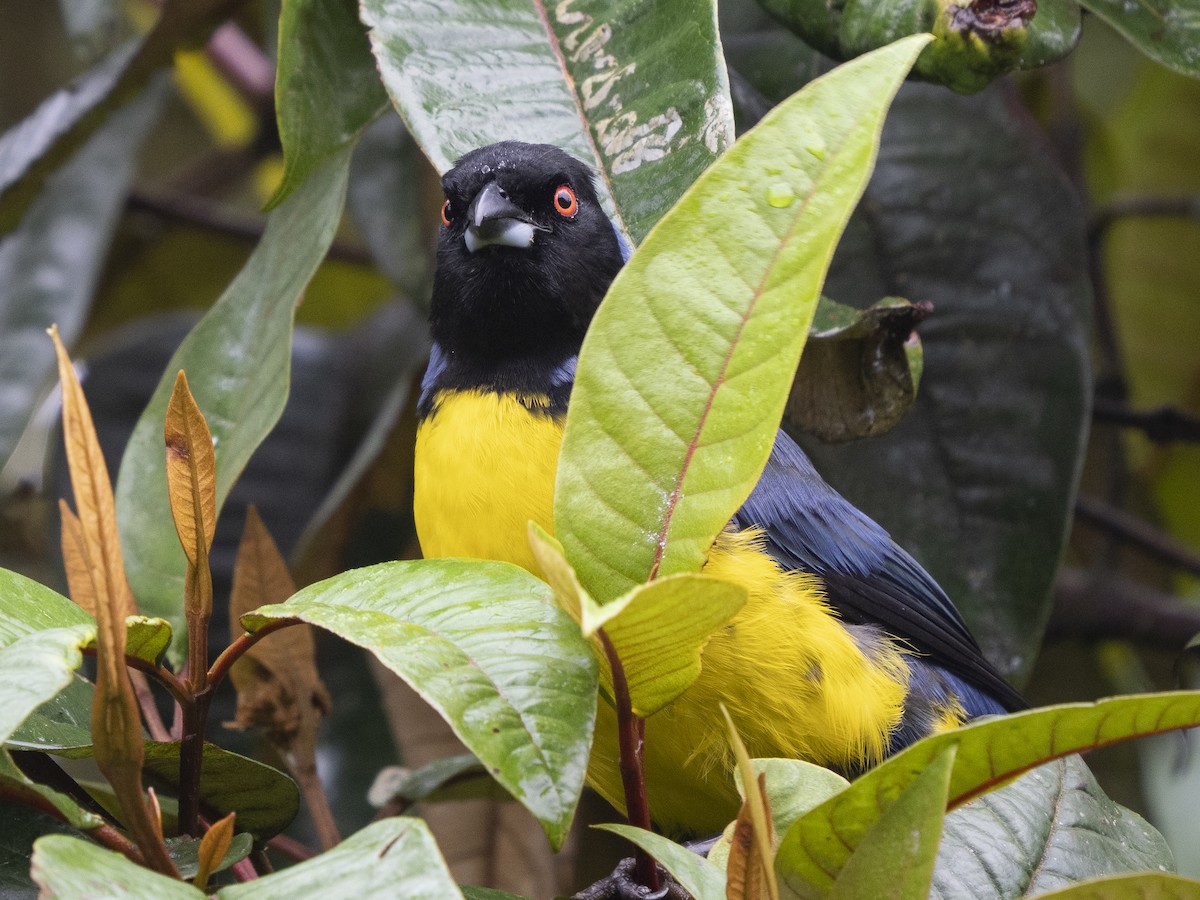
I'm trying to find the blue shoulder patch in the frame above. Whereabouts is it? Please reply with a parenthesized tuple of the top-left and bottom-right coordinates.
(418, 341, 448, 410)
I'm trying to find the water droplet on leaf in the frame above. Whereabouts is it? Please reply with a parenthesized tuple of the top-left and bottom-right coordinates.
(767, 182, 795, 208)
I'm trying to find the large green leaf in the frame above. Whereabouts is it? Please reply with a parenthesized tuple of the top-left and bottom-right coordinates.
(0, 83, 163, 469)
(360, 0, 734, 244)
(778, 692, 1200, 884)
(31, 834, 204, 899)
(218, 818, 462, 899)
(0, 0, 242, 233)
(0, 569, 91, 646)
(932, 757, 1175, 899)
(1030, 874, 1200, 899)
(797, 83, 1092, 681)
(114, 146, 353, 665)
(555, 36, 929, 602)
(242, 559, 596, 849)
(267, 0, 390, 209)
(56, 741, 299, 840)
(1078, 0, 1200, 79)
(595, 823, 726, 900)
(0, 802, 84, 900)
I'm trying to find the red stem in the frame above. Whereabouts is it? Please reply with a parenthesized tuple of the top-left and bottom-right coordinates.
(207, 619, 301, 690)
(597, 630, 658, 894)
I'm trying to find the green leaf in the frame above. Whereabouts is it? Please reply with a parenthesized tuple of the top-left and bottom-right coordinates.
(361, 0, 734, 244)
(529, 524, 745, 716)
(7, 680, 96, 752)
(779, 692, 1200, 886)
(370, 754, 500, 806)
(710, 758, 849, 871)
(115, 145, 353, 666)
(555, 35, 930, 602)
(1078, 0, 1200, 79)
(217, 818, 462, 899)
(243, 559, 596, 849)
(460, 887, 527, 900)
(0, 569, 91, 646)
(1028, 873, 1200, 899)
(932, 757, 1176, 899)
(0, 752, 102, 833)
(595, 823, 726, 900)
(165, 832, 253, 880)
(0, 0, 243, 233)
(31, 834, 203, 899)
(821, 745, 954, 900)
(56, 742, 299, 840)
(0, 802, 85, 899)
(80, 617, 172, 666)
(0, 84, 163, 469)
(0, 628, 92, 745)
(790, 296, 925, 442)
(267, 0, 390, 209)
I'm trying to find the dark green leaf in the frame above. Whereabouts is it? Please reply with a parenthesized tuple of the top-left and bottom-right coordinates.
(1028, 873, 1200, 899)
(0, 79, 163, 469)
(556, 36, 929, 601)
(0, 802, 84, 899)
(216, 818, 462, 899)
(243, 559, 596, 850)
(361, 0, 735, 244)
(31, 834, 203, 899)
(57, 742, 299, 840)
(461, 887, 528, 900)
(267, 0, 390, 209)
(165, 831, 253, 880)
(595, 824, 726, 900)
(1078, 0, 1200, 79)
(799, 84, 1092, 681)
(0, 628, 92, 745)
(791, 296, 925, 442)
(932, 757, 1176, 898)
(114, 146, 353, 666)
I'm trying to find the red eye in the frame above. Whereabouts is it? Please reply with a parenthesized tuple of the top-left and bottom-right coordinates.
(553, 185, 577, 217)
(440, 199, 451, 227)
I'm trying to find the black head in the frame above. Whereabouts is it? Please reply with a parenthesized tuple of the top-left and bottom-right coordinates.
(430, 142, 625, 367)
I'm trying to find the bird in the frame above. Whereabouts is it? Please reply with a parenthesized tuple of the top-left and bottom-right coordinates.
(413, 140, 1024, 836)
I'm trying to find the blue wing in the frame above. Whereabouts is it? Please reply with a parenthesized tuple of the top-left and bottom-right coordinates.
(733, 430, 1025, 714)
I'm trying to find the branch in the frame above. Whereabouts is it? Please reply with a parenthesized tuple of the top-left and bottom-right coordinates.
(1090, 195, 1200, 240)
(207, 619, 303, 692)
(1075, 494, 1200, 579)
(1049, 567, 1200, 647)
(1092, 397, 1200, 444)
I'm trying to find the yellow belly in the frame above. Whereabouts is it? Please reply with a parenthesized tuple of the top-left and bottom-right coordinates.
(415, 390, 561, 574)
(414, 389, 909, 834)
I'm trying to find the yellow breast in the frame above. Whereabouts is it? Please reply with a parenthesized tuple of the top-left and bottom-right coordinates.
(414, 389, 562, 574)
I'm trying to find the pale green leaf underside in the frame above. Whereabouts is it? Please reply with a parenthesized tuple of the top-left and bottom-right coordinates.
(243, 559, 596, 849)
(32, 834, 203, 899)
(555, 35, 931, 603)
(595, 823, 726, 900)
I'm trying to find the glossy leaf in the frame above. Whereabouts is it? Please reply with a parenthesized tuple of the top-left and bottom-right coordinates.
(0, 802, 86, 898)
(0, 752, 103, 832)
(193, 812, 235, 891)
(529, 524, 746, 716)
(31, 835, 202, 900)
(595, 823, 726, 900)
(0, 85, 161, 469)
(932, 756, 1176, 899)
(555, 36, 930, 602)
(6, 679, 95, 753)
(0, 628, 92, 747)
(217, 818, 462, 899)
(166, 831, 252, 881)
(780, 692, 1200, 885)
(1029, 874, 1200, 899)
(790, 296, 925, 442)
(56, 741, 299, 840)
(361, 0, 735, 244)
(242, 559, 596, 849)
(0, 0, 242, 232)
(115, 146, 353, 666)
(267, 0, 390, 209)
(1078, 0, 1200, 79)
(821, 746, 954, 900)
(0, 569, 92, 646)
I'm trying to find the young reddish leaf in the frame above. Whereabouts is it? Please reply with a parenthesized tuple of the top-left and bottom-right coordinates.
(723, 706, 778, 900)
(194, 812, 235, 891)
(226, 507, 334, 847)
(164, 371, 217, 570)
(49, 325, 176, 876)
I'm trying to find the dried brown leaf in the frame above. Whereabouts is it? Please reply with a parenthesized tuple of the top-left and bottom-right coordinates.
(195, 812, 235, 891)
(722, 707, 778, 900)
(727, 793, 763, 900)
(58, 499, 98, 616)
(164, 370, 216, 568)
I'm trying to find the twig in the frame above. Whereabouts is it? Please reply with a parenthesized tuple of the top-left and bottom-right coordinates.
(290, 757, 340, 850)
(205, 22, 274, 108)
(1092, 397, 1200, 444)
(1075, 494, 1200, 579)
(80, 648, 191, 707)
(266, 833, 317, 863)
(1049, 567, 1200, 647)
(128, 671, 172, 742)
(597, 630, 658, 895)
(1090, 195, 1200, 239)
(207, 619, 302, 691)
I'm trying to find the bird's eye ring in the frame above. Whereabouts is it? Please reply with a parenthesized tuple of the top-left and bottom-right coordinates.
(553, 185, 577, 217)
(440, 199, 452, 227)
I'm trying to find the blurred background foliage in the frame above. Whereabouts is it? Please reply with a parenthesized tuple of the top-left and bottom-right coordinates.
(1, 0, 1199, 893)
